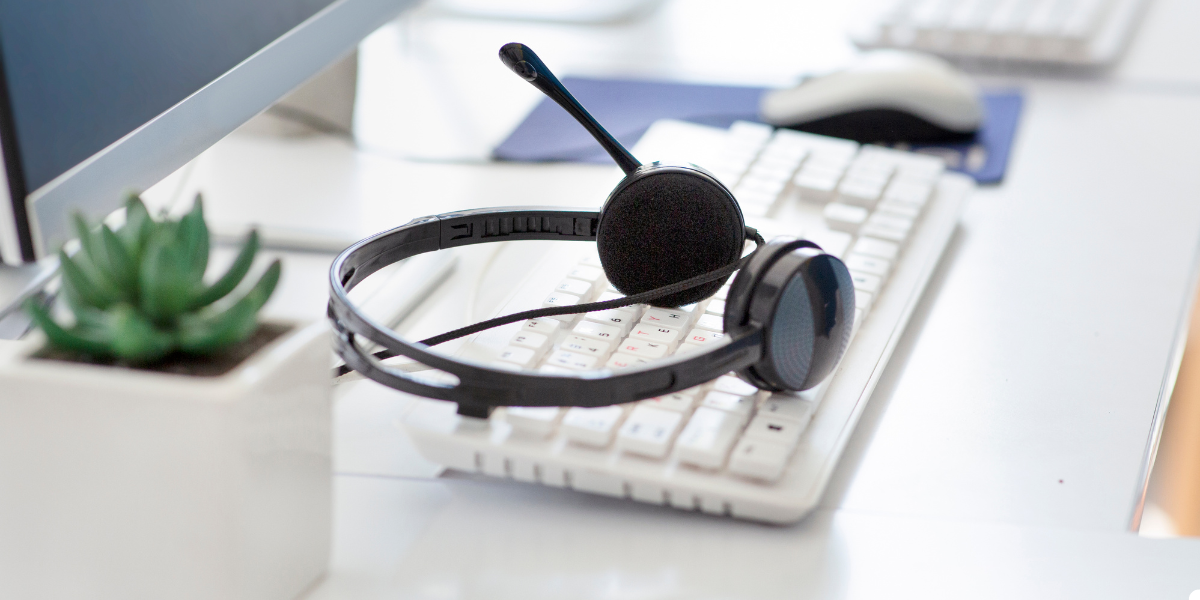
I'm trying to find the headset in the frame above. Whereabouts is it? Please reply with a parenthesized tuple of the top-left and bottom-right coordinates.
(327, 43, 856, 418)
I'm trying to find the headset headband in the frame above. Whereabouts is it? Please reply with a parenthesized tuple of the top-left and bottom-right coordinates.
(328, 206, 765, 417)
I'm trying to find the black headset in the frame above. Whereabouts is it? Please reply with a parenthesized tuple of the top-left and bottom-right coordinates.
(327, 43, 856, 418)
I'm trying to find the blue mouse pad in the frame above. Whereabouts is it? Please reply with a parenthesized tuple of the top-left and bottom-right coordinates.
(494, 76, 1022, 184)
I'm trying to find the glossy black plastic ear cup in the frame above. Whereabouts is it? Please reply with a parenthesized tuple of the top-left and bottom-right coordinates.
(724, 238, 855, 391)
(598, 165, 744, 307)
(500, 42, 746, 308)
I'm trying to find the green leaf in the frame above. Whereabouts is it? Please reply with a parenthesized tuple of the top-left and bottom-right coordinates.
(178, 196, 209, 285)
(119, 194, 153, 259)
(72, 213, 126, 302)
(106, 304, 173, 363)
(100, 224, 137, 294)
(189, 230, 259, 309)
(177, 260, 280, 354)
(58, 250, 118, 310)
(23, 298, 113, 357)
(177, 301, 259, 354)
(138, 231, 194, 322)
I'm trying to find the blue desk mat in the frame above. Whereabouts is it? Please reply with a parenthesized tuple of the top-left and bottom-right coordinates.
(494, 77, 1022, 184)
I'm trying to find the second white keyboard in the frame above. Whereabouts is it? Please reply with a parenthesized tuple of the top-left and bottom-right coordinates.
(399, 120, 973, 523)
(851, 0, 1148, 67)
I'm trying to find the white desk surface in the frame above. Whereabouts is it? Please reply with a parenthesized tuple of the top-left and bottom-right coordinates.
(175, 0, 1200, 595)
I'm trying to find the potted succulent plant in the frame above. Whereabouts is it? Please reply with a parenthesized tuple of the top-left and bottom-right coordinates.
(0, 196, 331, 600)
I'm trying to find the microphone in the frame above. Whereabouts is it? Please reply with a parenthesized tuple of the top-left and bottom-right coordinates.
(498, 42, 747, 309)
(499, 43, 641, 175)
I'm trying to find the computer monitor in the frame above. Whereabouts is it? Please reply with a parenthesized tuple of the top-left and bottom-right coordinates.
(0, 0, 417, 265)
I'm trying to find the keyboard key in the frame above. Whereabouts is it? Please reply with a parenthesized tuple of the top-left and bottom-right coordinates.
(855, 289, 874, 313)
(505, 406, 563, 438)
(705, 299, 726, 316)
(498, 346, 537, 368)
(742, 415, 805, 449)
(522, 318, 561, 337)
(597, 290, 631, 305)
(823, 202, 869, 234)
(738, 176, 786, 198)
(573, 320, 623, 343)
(793, 171, 840, 203)
(695, 314, 725, 332)
(568, 265, 605, 284)
(758, 396, 817, 425)
(850, 271, 883, 294)
(542, 292, 581, 324)
(859, 222, 909, 244)
(851, 237, 900, 261)
(606, 353, 650, 369)
(700, 390, 754, 423)
(510, 331, 551, 355)
(837, 178, 886, 208)
(712, 375, 759, 397)
(555, 278, 594, 298)
(868, 212, 914, 232)
(538, 364, 577, 376)
(804, 227, 852, 258)
(559, 335, 612, 358)
(617, 405, 684, 458)
(614, 338, 669, 359)
(675, 407, 743, 469)
(545, 350, 598, 371)
(561, 405, 627, 447)
(584, 309, 638, 335)
(641, 307, 692, 330)
(728, 120, 774, 144)
(641, 391, 697, 413)
(884, 180, 933, 207)
(877, 198, 922, 219)
(684, 329, 725, 345)
(845, 253, 891, 278)
(728, 438, 791, 481)
(628, 323, 683, 345)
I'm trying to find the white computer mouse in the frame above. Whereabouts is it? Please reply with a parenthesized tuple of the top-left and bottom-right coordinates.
(759, 50, 984, 142)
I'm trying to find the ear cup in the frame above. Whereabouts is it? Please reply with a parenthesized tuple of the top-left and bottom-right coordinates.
(597, 165, 744, 307)
(736, 246, 855, 391)
(723, 237, 823, 334)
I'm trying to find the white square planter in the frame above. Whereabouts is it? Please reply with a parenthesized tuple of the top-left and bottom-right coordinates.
(0, 320, 332, 600)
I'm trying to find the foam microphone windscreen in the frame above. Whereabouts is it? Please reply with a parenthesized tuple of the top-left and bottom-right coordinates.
(597, 171, 744, 307)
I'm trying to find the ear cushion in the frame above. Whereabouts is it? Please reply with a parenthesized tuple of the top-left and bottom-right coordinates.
(735, 246, 855, 392)
(597, 166, 744, 308)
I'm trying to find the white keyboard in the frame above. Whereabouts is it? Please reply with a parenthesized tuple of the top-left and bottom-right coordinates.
(400, 119, 973, 523)
(851, 0, 1147, 67)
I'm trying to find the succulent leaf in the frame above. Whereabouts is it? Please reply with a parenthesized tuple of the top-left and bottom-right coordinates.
(107, 304, 173, 362)
(72, 214, 125, 301)
(33, 193, 281, 363)
(178, 197, 209, 285)
(190, 230, 259, 309)
(24, 298, 113, 357)
(139, 231, 195, 323)
(100, 224, 137, 294)
(58, 250, 118, 310)
(178, 260, 280, 354)
(119, 194, 153, 259)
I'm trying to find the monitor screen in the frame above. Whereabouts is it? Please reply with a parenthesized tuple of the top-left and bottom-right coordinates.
(0, 0, 336, 196)
(0, 0, 411, 264)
